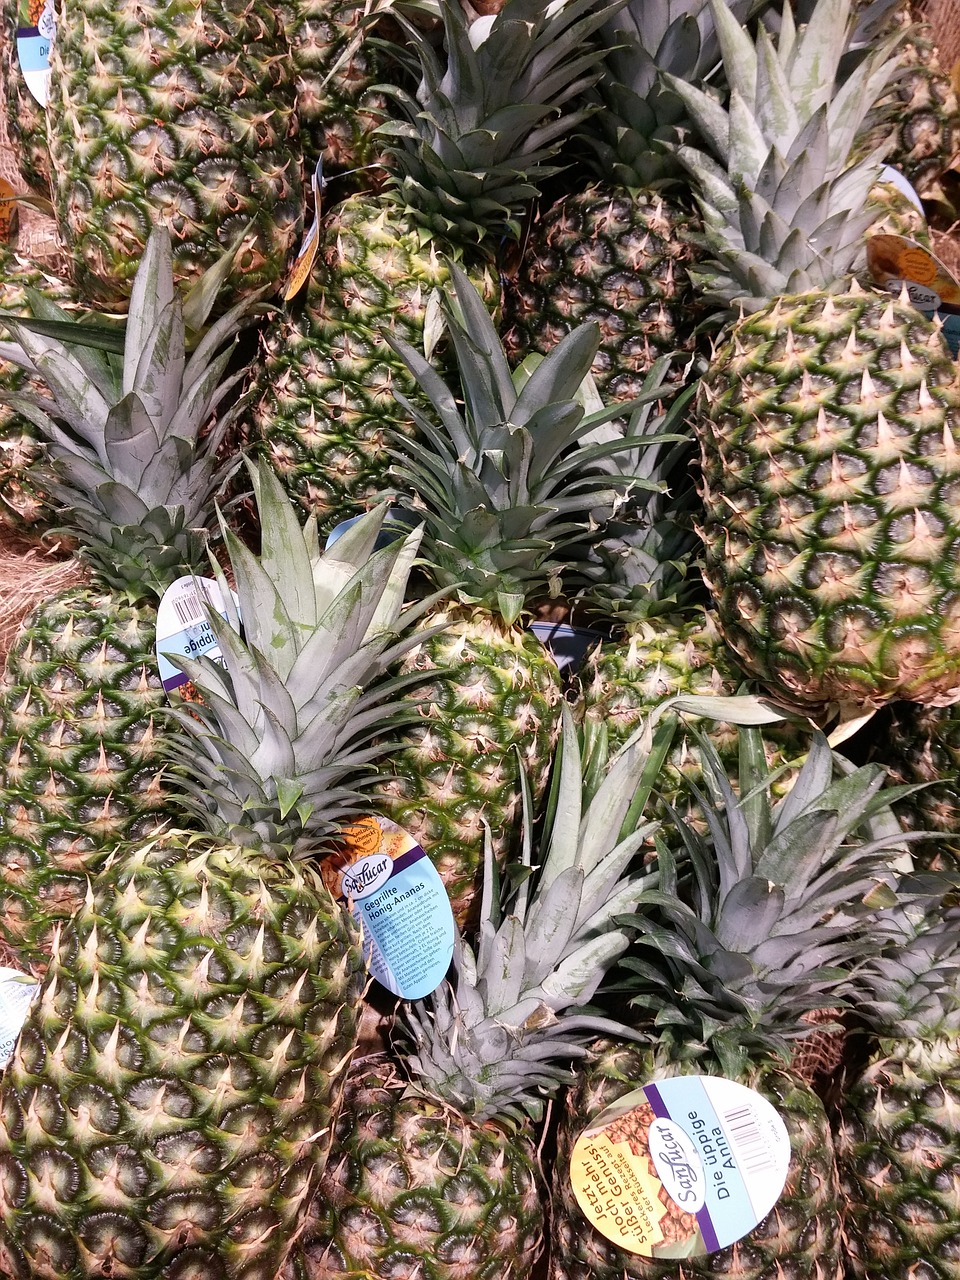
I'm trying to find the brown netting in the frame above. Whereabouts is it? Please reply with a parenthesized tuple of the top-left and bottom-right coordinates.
(0, 535, 86, 663)
(925, 0, 960, 73)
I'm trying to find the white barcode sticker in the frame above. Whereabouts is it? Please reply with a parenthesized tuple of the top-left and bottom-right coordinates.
(155, 575, 240, 700)
(569, 1074, 790, 1259)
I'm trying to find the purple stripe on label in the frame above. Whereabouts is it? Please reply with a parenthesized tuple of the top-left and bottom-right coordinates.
(162, 671, 189, 691)
(390, 844, 426, 876)
(697, 1208, 720, 1253)
(645, 1083, 669, 1119)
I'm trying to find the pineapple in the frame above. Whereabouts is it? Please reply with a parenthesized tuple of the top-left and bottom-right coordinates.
(666, 0, 960, 712)
(0, 1, 51, 197)
(549, 724, 920, 1280)
(45, 0, 302, 306)
(376, 264, 661, 923)
(0, 462, 431, 1280)
(249, 0, 617, 528)
(852, 0, 960, 208)
(0, 229, 257, 971)
(503, 0, 750, 401)
(871, 699, 960, 864)
(835, 899, 960, 1279)
(297, 703, 672, 1280)
(286, 0, 388, 177)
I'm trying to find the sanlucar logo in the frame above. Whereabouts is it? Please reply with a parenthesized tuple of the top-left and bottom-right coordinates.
(342, 853, 392, 900)
(648, 1119, 706, 1213)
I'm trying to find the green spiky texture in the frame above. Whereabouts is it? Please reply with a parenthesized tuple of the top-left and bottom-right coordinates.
(503, 0, 759, 398)
(302, 705, 677, 1280)
(617, 726, 918, 1077)
(550, 1043, 843, 1280)
(696, 287, 960, 710)
(873, 700, 960, 867)
(379, 265, 660, 920)
(0, 1, 51, 196)
(0, 464, 432, 1280)
(547, 726, 922, 1279)
(665, 0, 904, 310)
(836, 904, 960, 1279)
(0, 231, 260, 970)
(46, 0, 302, 306)
(284, 0, 389, 177)
(250, 0, 616, 525)
(852, 0, 960, 206)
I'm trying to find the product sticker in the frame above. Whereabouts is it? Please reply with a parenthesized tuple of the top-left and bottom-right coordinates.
(0, 968, 39, 1068)
(155, 575, 238, 702)
(527, 621, 602, 674)
(569, 1075, 791, 1259)
(283, 156, 327, 301)
(16, 0, 54, 106)
(321, 815, 455, 1000)
(867, 233, 960, 358)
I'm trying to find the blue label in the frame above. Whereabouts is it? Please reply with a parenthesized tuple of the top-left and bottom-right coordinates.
(324, 816, 455, 1000)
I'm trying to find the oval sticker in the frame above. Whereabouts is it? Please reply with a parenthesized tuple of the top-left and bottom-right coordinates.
(569, 1074, 790, 1259)
(155, 575, 239, 702)
(322, 816, 455, 1001)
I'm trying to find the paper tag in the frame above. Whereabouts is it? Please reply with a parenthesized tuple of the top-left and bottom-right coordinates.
(16, 0, 54, 106)
(155, 575, 238, 701)
(867, 233, 960, 358)
(283, 157, 327, 301)
(322, 815, 455, 1000)
(569, 1075, 790, 1259)
(0, 968, 39, 1068)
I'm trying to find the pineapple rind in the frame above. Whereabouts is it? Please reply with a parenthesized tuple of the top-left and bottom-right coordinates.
(550, 1044, 842, 1280)
(697, 288, 960, 710)
(505, 188, 700, 402)
(838, 1040, 960, 1280)
(300, 1057, 545, 1280)
(0, 833, 365, 1280)
(253, 202, 499, 528)
(378, 613, 563, 927)
(0, 590, 174, 969)
(46, 0, 302, 304)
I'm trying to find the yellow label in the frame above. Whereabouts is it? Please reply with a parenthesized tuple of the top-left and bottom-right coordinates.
(570, 1126, 670, 1254)
(867, 234, 960, 306)
(0, 181, 18, 243)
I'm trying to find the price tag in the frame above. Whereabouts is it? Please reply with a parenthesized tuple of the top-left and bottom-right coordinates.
(16, 0, 55, 106)
(322, 815, 455, 1000)
(0, 968, 39, 1068)
(867, 233, 960, 358)
(155, 575, 238, 702)
(569, 1075, 790, 1259)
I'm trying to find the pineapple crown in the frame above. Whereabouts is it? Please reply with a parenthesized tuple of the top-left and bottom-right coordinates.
(618, 725, 926, 1077)
(0, 230, 258, 602)
(843, 899, 960, 1045)
(166, 462, 447, 858)
(387, 263, 677, 625)
(373, 0, 622, 242)
(399, 702, 679, 1123)
(585, 0, 756, 189)
(569, 361, 703, 625)
(662, 0, 906, 309)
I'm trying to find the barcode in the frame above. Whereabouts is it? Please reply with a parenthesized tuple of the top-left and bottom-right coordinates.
(174, 590, 208, 628)
(722, 1105, 777, 1175)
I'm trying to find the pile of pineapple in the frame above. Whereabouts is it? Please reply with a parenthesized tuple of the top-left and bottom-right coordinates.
(0, 0, 956, 1275)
